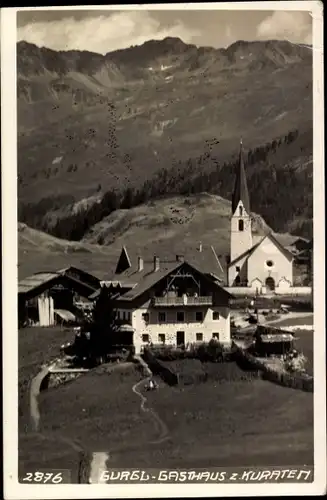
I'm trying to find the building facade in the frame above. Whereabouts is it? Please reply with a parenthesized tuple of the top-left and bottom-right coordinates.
(105, 249, 233, 354)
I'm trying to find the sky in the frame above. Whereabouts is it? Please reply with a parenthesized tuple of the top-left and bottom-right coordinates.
(17, 8, 313, 54)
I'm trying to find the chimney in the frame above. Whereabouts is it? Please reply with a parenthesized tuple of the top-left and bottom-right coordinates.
(153, 256, 160, 272)
(176, 254, 184, 262)
(138, 257, 144, 272)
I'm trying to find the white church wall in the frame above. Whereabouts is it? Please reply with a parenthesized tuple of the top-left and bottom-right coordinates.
(247, 237, 293, 289)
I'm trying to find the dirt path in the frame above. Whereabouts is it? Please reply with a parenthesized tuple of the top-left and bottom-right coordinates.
(29, 367, 51, 432)
(89, 452, 109, 484)
(29, 362, 169, 484)
(132, 377, 170, 445)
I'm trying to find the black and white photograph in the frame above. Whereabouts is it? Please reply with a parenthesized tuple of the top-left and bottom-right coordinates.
(2, 2, 325, 498)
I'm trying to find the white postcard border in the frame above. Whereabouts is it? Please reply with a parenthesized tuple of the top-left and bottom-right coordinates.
(1, 2, 325, 498)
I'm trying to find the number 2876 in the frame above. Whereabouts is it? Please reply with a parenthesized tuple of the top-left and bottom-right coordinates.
(22, 472, 64, 483)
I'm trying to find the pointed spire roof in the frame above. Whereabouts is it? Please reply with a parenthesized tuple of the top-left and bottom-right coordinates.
(232, 139, 250, 215)
(115, 246, 132, 274)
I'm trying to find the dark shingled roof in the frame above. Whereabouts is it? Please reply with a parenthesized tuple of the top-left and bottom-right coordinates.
(232, 141, 250, 215)
(115, 260, 181, 301)
(109, 245, 226, 283)
(106, 254, 232, 303)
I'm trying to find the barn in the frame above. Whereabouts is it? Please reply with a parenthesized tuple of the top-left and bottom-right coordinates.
(18, 266, 100, 327)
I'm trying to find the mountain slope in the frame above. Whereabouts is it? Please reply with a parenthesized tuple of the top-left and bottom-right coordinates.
(17, 37, 313, 211)
(19, 193, 270, 279)
(19, 192, 308, 287)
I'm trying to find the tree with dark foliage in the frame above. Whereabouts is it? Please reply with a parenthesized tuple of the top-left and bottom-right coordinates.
(90, 284, 120, 362)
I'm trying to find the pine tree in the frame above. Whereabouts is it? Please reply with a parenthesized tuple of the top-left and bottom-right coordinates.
(90, 285, 120, 361)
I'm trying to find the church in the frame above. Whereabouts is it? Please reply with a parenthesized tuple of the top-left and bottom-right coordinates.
(227, 141, 294, 294)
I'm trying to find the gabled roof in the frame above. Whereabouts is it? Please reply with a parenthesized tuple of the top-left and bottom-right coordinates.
(114, 260, 181, 301)
(110, 245, 226, 283)
(228, 232, 294, 268)
(267, 232, 294, 260)
(18, 267, 100, 297)
(111, 260, 232, 303)
(232, 141, 250, 215)
(115, 246, 132, 274)
(18, 272, 60, 294)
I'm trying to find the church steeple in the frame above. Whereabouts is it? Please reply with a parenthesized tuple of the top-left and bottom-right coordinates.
(232, 139, 250, 215)
(229, 139, 253, 265)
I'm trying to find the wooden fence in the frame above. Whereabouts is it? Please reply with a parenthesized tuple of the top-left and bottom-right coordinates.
(233, 342, 313, 393)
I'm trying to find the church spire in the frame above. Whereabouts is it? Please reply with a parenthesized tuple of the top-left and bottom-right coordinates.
(232, 139, 250, 215)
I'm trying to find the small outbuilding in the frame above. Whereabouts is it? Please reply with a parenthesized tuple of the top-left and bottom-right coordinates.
(18, 267, 100, 327)
(254, 325, 295, 357)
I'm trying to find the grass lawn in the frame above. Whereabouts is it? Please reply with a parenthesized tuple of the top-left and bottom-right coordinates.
(38, 363, 313, 471)
(133, 379, 314, 469)
(38, 364, 153, 452)
(19, 327, 75, 423)
(19, 327, 78, 478)
(19, 326, 314, 477)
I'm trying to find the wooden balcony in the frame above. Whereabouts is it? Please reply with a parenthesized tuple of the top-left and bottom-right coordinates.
(152, 295, 213, 307)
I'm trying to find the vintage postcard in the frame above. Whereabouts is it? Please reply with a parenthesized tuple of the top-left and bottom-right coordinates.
(2, 2, 326, 498)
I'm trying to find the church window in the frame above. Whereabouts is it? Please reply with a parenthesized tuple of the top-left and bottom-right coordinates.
(266, 260, 274, 268)
(238, 219, 244, 231)
(239, 206, 243, 216)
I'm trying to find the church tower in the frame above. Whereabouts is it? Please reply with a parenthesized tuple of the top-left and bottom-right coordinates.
(230, 140, 253, 262)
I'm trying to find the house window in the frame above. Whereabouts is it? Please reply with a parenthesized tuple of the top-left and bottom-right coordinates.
(158, 312, 166, 323)
(158, 333, 166, 344)
(177, 311, 184, 322)
(127, 311, 131, 321)
(123, 311, 126, 320)
(213, 311, 220, 320)
(196, 332, 203, 342)
(266, 260, 274, 268)
(142, 334, 149, 343)
(195, 311, 203, 322)
(238, 219, 244, 231)
(236, 266, 240, 272)
(116, 310, 120, 320)
(239, 206, 243, 216)
(212, 332, 220, 340)
(142, 313, 149, 322)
